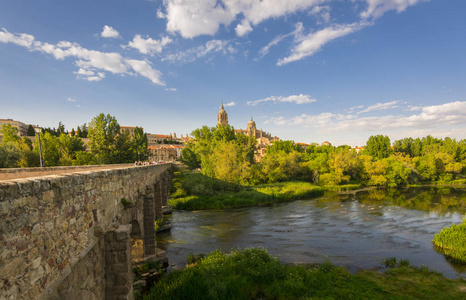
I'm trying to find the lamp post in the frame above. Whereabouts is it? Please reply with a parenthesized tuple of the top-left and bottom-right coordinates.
(34, 127, 44, 167)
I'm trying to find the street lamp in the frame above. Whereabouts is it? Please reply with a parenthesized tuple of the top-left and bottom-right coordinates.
(34, 127, 44, 167)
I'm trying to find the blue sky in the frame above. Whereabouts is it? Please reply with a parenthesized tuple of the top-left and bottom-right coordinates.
(1, 0, 465, 146)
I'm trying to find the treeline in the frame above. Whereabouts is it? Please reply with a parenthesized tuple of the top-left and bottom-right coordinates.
(181, 126, 466, 188)
(0, 113, 149, 168)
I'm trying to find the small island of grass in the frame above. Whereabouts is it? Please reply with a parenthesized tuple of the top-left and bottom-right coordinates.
(433, 217, 466, 264)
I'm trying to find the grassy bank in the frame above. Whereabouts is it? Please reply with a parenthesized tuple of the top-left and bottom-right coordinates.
(433, 217, 466, 264)
(169, 171, 324, 210)
(143, 247, 466, 300)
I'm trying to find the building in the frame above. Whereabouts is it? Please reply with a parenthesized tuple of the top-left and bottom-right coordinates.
(120, 126, 140, 138)
(352, 146, 365, 153)
(0, 118, 31, 142)
(148, 144, 185, 162)
(0, 119, 29, 136)
(298, 143, 309, 151)
(216, 104, 279, 161)
(321, 141, 332, 146)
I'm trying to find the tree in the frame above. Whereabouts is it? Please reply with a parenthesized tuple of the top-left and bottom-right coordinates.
(88, 113, 120, 164)
(0, 123, 20, 145)
(58, 134, 85, 165)
(0, 144, 20, 168)
(132, 127, 149, 161)
(267, 140, 302, 155)
(181, 146, 201, 169)
(57, 121, 66, 136)
(27, 125, 35, 136)
(365, 135, 392, 159)
(113, 130, 133, 163)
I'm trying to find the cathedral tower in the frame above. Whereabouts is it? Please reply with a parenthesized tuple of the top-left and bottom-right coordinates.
(217, 103, 228, 126)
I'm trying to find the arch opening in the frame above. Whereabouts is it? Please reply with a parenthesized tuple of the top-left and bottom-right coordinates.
(130, 220, 144, 261)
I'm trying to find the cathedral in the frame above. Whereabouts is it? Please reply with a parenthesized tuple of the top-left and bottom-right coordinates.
(217, 103, 279, 160)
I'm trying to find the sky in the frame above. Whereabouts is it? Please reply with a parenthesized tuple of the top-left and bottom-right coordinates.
(1, 0, 465, 146)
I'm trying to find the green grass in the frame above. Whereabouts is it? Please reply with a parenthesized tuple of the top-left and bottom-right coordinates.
(143, 247, 466, 300)
(169, 180, 324, 210)
(433, 217, 466, 264)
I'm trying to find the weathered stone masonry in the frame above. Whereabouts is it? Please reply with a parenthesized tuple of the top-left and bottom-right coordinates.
(0, 164, 173, 300)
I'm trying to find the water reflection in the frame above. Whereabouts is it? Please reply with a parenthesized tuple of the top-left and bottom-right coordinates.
(157, 187, 466, 278)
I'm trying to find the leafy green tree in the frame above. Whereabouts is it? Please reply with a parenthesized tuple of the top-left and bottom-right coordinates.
(57, 121, 66, 136)
(181, 146, 201, 169)
(132, 127, 149, 161)
(113, 130, 133, 163)
(365, 135, 392, 159)
(32, 132, 60, 166)
(0, 144, 20, 168)
(0, 123, 21, 145)
(76, 126, 82, 138)
(267, 140, 302, 155)
(393, 138, 413, 157)
(88, 113, 120, 164)
(73, 151, 96, 165)
(58, 134, 86, 165)
(27, 125, 35, 136)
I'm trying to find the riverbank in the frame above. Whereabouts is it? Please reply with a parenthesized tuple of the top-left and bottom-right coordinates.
(169, 168, 466, 211)
(142, 247, 466, 299)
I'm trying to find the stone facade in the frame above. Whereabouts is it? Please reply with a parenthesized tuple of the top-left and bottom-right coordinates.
(0, 164, 173, 300)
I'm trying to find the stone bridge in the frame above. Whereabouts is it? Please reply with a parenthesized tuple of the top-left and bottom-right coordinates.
(0, 163, 174, 300)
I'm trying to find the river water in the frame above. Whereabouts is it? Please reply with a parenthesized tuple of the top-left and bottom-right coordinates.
(156, 187, 466, 278)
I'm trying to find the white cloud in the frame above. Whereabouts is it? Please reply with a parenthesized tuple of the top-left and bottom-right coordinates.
(0, 28, 165, 85)
(124, 35, 172, 55)
(125, 59, 165, 86)
(66, 97, 76, 102)
(357, 100, 400, 114)
(259, 22, 304, 57)
(277, 21, 370, 66)
(224, 101, 235, 107)
(247, 94, 317, 106)
(101, 25, 120, 38)
(163, 39, 235, 63)
(165, 87, 177, 92)
(160, 0, 325, 38)
(361, 0, 426, 19)
(347, 105, 364, 113)
(162, 0, 235, 38)
(309, 5, 331, 23)
(267, 101, 466, 134)
(235, 19, 253, 37)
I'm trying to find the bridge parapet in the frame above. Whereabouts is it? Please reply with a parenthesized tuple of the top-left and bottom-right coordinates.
(0, 164, 173, 300)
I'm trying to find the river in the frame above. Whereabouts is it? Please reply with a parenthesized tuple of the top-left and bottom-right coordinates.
(156, 187, 466, 278)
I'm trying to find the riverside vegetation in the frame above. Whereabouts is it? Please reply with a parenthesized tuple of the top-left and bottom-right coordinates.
(433, 216, 466, 264)
(143, 247, 466, 300)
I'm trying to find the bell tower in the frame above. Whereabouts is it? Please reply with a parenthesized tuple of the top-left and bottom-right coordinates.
(217, 102, 228, 127)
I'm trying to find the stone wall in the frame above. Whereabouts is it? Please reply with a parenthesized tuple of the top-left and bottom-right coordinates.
(0, 164, 172, 300)
(0, 164, 134, 181)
